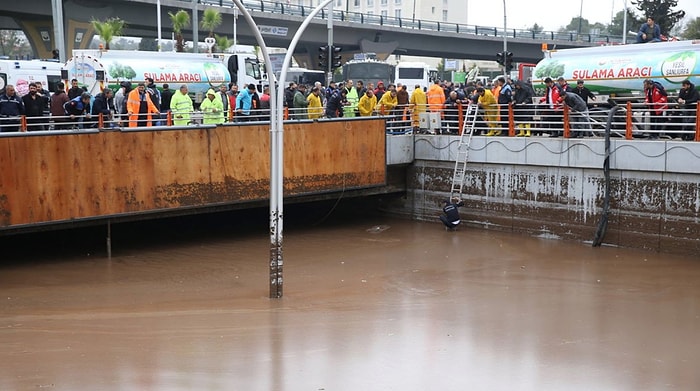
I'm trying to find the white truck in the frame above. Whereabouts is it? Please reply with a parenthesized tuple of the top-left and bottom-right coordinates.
(0, 59, 62, 96)
(62, 49, 264, 103)
(532, 40, 700, 98)
(395, 61, 433, 93)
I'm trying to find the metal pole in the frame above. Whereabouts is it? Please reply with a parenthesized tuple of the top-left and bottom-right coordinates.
(327, 1, 334, 86)
(233, 8, 238, 54)
(412, 0, 416, 24)
(578, 0, 583, 37)
(502, 0, 507, 78)
(192, 0, 199, 53)
(622, 0, 628, 44)
(271, 0, 335, 299)
(157, 0, 162, 52)
(51, 0, 66, 62)
(229, 0, 279, 298)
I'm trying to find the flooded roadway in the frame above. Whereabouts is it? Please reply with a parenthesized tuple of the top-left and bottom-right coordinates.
(1, 202, 699, 390)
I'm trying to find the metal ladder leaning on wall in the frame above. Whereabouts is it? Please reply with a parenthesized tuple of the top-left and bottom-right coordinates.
(450, 103, 479, 200)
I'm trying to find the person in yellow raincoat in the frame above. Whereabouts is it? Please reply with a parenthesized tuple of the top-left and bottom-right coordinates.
(409, 84, 427, 130)
(377, 89, 397, 115)
(170, 84, 193, 126)
(200, 89, 224, 124)
(126, 82, 159, 127)
(476, 87, 500, 135)
(357, 89, 377, 117)
(306, 86, 323, 119)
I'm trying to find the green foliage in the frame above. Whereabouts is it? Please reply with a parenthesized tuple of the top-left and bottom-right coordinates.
(530, 23, 544, 34)
(0, 30, 32, 58)
(631, 0, 685, 35)
(215, 34, 233, 52)
(109, 63, 136, 80)
(169, 9, 190, 52)
(201, 8, 222, 38)
(607, 8, 644, 37)
(681, 17, 700, 39)
(565, 17, 590, 33)
(91, 17, 126, 50)
(138, 38, 159, 52)
(534, 61, 565, 79)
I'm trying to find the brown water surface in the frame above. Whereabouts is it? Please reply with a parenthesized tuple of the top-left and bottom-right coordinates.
(1, 210, 699, 390)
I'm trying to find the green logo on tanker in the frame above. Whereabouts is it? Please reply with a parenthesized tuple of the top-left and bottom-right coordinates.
(661, 51, 696, 84)
(534, 60, 565, 79)
(203, 62, 226, 85)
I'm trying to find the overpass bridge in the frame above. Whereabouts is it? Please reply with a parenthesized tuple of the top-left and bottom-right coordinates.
(0, 0, 618, 66)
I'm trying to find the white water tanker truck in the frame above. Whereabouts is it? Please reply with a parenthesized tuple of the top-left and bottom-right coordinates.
(62, 49, 264, 103)
(532, 40, 700, 101)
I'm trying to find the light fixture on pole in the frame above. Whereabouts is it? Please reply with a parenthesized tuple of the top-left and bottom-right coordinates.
(502, 0, 507, 78)
(233, 7, 238, 54)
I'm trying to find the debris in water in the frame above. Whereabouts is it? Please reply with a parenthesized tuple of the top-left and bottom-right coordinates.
(366, 225, 390, 233)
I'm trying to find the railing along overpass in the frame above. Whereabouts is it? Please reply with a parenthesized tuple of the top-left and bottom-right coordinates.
(1, 0, 614, 63)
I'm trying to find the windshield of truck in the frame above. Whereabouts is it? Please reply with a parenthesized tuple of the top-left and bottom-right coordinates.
(398, 68, 425, 79)
(342, 62, 394, 86)
(245, 59, 261, 80)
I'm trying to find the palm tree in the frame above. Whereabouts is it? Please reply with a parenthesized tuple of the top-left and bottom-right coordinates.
(169, 10, 191, 52)
(201, 8, 222, 37)
(91, 17, 126, 50)
(215, 34, 233, 52)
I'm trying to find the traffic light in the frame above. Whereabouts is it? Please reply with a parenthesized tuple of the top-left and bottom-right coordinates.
(319, 45, 329, 69)
(496, 51, 504, 66)
(330, 45, 342, 70)
(505, 51, 514, 72)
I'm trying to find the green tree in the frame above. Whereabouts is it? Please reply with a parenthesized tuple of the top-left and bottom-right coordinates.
(529, 23, 544, 34)
(201, 8, 222, 38)
(565, 17, 590, 34)
(90, 17, 126, 50)
(631, 0, 685, 36)
(138, 38, 158, 51)
(169, 9, 190, 53)
(215, 34, 233, 52)
(607, 8, 644, 37)
(0, 30, 32, 58)
(681, 17, 700, 39)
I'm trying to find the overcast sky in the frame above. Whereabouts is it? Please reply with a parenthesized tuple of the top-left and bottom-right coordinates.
(466, 0, 700, 32)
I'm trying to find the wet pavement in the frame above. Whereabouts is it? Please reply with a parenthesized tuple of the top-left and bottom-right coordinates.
(1, 205, 699, 390)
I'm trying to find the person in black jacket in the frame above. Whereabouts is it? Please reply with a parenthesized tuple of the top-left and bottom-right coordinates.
(677, 79, 699, 140)
(325, 88, 347, 118)
(64, 92, 91, 128)
(67, 79, 85, 100)
(22, 82, 48, 131)
(0, 85, 25, 132)
(91, 88, 114, 128)
(574, 80, 596, 103)
(439, 197, 465, 230)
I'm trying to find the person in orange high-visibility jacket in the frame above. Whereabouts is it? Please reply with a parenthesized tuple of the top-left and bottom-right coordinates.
(127, 82, 159, 127)
(426, 80, 446, 115)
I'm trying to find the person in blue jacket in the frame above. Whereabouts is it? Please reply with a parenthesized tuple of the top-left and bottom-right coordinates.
(636, 17, 661, 43)
(0, 85, 25, 132)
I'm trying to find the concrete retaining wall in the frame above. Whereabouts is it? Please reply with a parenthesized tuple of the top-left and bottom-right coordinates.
(385, 135, 700, 256)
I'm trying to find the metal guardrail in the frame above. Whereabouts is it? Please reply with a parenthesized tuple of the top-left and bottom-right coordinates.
(188, 0, 624, 44)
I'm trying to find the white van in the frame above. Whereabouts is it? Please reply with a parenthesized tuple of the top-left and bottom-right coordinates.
(395, 61, 431, 94)
(0, 59, 63, 96)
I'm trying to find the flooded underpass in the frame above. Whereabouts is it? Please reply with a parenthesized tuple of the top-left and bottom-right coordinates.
(1, 200, 699, 390)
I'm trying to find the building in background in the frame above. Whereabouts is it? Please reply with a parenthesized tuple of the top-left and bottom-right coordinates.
(292, 0, 467, 24)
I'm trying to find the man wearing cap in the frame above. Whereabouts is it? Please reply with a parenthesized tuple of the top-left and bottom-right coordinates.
(574, 80, 596, 103)
(236, 84, 257, 122)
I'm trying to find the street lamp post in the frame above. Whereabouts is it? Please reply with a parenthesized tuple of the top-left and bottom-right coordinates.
(622, 0, 628, 44)
(502, 0, 507, 78)
(233, 7, 238, 54)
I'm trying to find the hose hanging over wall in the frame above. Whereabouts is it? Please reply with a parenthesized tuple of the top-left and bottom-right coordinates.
(592, 105, 623, 247)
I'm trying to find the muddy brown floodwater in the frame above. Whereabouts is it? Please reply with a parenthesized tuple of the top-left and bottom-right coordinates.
(1, 206, 699, 391)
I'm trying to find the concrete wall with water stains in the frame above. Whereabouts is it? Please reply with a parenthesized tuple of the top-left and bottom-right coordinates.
(0, 119, 387, 230)
(390, 136, 700, 255)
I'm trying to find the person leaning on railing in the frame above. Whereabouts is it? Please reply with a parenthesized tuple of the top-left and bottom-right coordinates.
(676, 79, 698, 140)
(409, 84, 427, 132)
(358, 89, 377, 117)
(0, 85, 25, 132)
(170, 85, 193, 126)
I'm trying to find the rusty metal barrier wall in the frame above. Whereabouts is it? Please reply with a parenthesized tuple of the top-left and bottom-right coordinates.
(0, 119, 386, 230)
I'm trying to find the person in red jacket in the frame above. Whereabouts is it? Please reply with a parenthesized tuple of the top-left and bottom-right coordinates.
(643, 79, 668, 140)
(539, 77, 562, 137)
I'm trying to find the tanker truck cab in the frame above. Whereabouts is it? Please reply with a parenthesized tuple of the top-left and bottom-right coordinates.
(220, 52, 264, 92)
